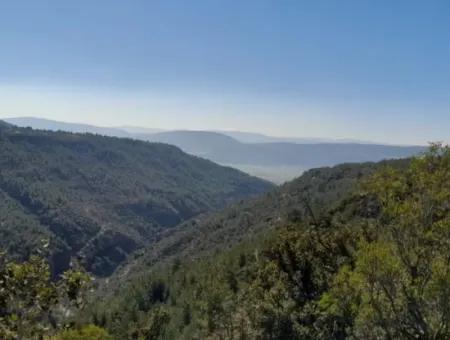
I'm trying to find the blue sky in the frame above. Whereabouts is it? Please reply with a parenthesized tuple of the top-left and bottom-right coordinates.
(0, 0, 449, 144)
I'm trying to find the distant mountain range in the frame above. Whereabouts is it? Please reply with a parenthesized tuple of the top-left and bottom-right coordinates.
(142, 130, 424, 166)
(4, 117, 376, 144)
(212, 129, 377, 144)
(5, 117, 133, 138)
(4, 117, 426, 183)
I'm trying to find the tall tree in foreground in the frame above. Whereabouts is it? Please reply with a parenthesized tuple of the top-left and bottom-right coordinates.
(0, 251, 111, 339)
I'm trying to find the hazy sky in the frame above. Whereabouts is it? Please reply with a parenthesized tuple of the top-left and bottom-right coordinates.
(0, 1, 449, 145)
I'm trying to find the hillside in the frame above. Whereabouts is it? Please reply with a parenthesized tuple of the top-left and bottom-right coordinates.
(108, 157, 409, 288)
(89, 145, 450, 340)
(0, 122, 272, 276)
(142, 130, 241, 157)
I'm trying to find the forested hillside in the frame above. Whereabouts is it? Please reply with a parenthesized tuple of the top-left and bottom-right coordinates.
(111, 157, 408, 280)
(1, 144, 448, 339)
(85, 144, 449, 339)
(0, 121, 272, 276)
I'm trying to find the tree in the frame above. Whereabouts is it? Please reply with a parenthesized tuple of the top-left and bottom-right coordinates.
(130, 306, 170, 340)
(323, 144, 450, 339)
(0, 253, 92, 339)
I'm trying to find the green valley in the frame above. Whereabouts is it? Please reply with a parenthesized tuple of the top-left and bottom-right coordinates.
(0, 122, 272, 277)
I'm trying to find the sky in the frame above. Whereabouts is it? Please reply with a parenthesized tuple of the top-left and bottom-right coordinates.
(0, 0, 449, 145)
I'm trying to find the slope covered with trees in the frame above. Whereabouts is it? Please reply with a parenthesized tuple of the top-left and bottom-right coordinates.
(1, 123, 447, 339)
(85, 144, 449, 339)
(0, 121, 272, 276)
(114, 157, 408, 279)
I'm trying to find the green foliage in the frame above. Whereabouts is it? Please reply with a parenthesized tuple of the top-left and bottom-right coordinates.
(325, 143, 450, 339)
(51, 324, 113, 340)
(129, 306, 171, 340)
(86, 144, 449, 339)
(1, 135, 444, 339)
(116, 158, 391, 289)
(0, 253, 93, 339)
(0, 122, 271, 276)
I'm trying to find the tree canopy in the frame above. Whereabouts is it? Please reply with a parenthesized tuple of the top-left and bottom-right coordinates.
(86, 144, 449, 339)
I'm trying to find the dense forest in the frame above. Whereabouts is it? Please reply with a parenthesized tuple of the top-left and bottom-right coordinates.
(88, 143, 450, 339)
(0, 121, 271, 277)
(112, 157, 409, 283)
(1, 143, 447, 339)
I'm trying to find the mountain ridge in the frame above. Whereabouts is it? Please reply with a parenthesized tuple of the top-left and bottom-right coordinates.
(4, 117, 426, 183)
